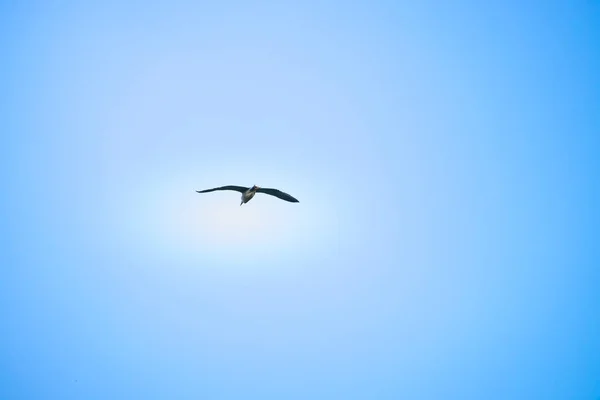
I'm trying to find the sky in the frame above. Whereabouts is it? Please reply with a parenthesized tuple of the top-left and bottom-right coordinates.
(1, 1, 599, 399)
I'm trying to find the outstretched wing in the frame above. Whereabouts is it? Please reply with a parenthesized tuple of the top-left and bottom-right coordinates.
(196, 185, 248, 194)
(256, 187, 299, 203)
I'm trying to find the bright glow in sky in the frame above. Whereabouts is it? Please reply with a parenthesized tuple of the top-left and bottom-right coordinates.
(2, 1, 599, 399)
(128, 168, 338, 264)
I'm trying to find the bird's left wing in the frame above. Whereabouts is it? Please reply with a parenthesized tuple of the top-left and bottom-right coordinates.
(256, 187, 299, 203)
(196, 185, 248, 193)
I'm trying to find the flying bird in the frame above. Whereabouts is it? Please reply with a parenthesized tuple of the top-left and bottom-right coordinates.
(196, 185, 299, 206)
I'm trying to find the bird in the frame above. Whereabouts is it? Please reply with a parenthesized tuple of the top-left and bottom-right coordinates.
(196, 185, 299, 206)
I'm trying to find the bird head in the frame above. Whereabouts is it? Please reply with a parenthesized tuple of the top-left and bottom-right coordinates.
(251, 185, 260, 191)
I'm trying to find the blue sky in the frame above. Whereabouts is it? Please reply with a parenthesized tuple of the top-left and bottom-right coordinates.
(1, 1, 599, 399)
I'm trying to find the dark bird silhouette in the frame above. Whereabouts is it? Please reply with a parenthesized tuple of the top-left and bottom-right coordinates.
(196, 185, 299, 206)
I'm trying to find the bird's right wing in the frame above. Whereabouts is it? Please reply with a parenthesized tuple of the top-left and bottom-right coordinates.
(256, 187, 299, 202)
(196, 185, 248, 194)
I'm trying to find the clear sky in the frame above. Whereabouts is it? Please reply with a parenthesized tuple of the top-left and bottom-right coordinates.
(1, 1, 599, 399)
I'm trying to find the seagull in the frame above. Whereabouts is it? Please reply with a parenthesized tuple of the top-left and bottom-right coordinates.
(196, 185, 299, 206)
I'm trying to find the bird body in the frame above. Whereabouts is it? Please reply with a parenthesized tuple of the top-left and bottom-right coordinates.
(196, 184, 299, 205)
(241, 185, 259, 205)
